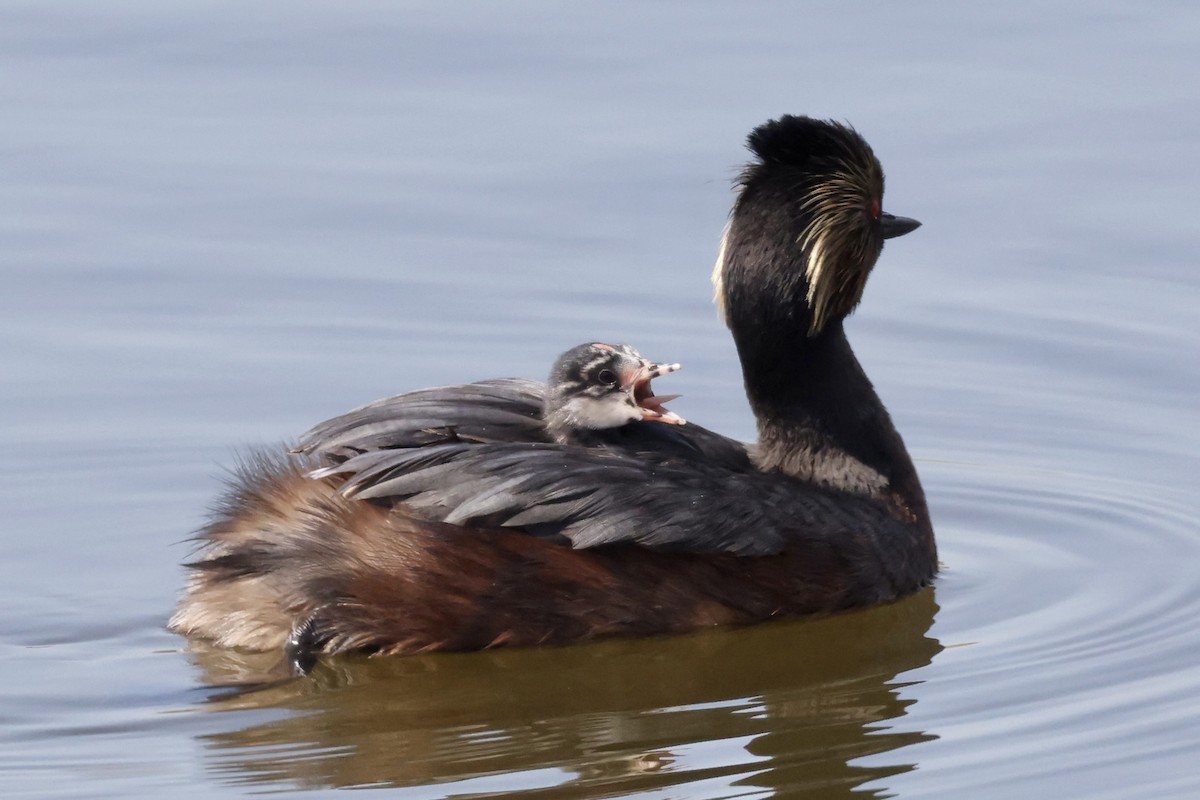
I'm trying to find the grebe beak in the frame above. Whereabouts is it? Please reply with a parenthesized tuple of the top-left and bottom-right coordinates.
(880, 213, 921, 239)
(627, 361, 685, 425)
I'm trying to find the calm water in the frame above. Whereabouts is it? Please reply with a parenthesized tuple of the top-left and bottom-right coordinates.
(3, 3, 1199, 798)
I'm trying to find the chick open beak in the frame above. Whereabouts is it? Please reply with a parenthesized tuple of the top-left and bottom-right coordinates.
(625, 361, 685, 425)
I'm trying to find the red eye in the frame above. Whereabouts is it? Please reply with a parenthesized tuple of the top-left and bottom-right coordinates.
(869, 199, 881, 220)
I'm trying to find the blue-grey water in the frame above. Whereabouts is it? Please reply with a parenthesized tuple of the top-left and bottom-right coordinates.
(3, 3, 1199, 798)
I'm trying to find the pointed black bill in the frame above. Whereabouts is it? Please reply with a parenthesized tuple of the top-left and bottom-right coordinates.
(880, 213, 921, 239)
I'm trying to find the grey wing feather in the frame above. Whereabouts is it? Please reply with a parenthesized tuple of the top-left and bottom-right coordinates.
(289, 376, 897, 558)
(321, 442, 905, 557)
(294, 378, 551, 457)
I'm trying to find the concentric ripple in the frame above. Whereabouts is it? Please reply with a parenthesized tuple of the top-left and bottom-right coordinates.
(873, 460, 1200, 799)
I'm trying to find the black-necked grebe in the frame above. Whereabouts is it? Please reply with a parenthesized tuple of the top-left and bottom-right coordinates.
(170, 115, 935, 658)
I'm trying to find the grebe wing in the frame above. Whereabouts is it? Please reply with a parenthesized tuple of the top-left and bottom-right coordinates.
(293, 378, 549, 457)
(295, 377, 753, 468)
(584, 419, 755, 469)
(313, 441, 908, 557)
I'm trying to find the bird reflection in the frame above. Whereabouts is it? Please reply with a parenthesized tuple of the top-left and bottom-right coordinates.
(185, 588, 940, 798)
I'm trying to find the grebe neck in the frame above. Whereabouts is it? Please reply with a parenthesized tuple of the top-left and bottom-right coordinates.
(734, 318, 930, 532)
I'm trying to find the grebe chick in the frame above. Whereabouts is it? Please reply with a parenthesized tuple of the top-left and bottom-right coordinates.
(171, 115, 935, 658)
(544, 342, 684, 444)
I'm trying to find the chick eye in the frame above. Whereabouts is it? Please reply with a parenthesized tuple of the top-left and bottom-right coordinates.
(597, 369, 617, 387)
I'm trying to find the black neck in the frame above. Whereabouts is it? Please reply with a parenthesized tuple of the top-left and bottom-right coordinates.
(730, 315, 929, 528)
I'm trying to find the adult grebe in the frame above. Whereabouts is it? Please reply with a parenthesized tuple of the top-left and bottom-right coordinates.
(170, 115, 935, 658)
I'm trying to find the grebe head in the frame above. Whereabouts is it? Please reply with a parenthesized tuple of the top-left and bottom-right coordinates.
(544, 343, 684, 440)
(712, 115, 920, 339)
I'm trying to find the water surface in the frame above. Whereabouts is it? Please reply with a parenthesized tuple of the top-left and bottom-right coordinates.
(3, 2, 1199, 798)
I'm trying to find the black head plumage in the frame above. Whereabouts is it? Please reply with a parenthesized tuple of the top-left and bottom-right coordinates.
(714, 115, 918, 340)
(745, 116, 874, 172)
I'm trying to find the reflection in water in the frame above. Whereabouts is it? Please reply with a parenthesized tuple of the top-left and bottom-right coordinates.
(186, 590, 940, 797)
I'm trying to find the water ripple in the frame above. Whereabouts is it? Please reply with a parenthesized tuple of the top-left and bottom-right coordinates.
(882, 460, 1200, 799)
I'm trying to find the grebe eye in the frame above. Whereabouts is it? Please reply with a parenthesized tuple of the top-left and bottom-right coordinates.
(597, 369, 617, 386)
